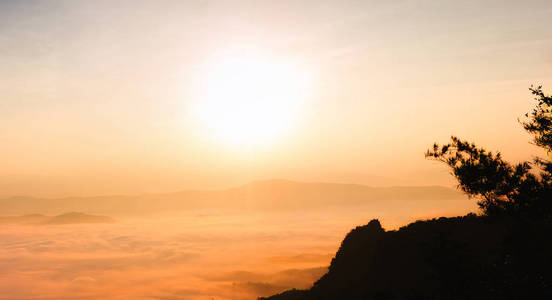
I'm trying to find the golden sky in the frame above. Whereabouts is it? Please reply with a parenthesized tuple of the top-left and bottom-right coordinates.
(2, 0, 552, 197)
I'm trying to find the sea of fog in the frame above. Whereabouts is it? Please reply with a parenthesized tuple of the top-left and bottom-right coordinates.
(0, 204, 472, 300)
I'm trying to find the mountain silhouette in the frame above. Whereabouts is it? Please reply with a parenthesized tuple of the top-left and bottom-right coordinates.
(0, 212, 115, 225)
(0, 179, 469, 215)
(262, 86, 552, 299)
(43, 212, 115, 224)
(261, 214, 552, 299)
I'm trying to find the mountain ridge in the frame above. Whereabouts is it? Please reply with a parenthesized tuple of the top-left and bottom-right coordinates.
(0, 179, 469, 216)
(0, 212, 115, 225)
(261, 214, 552, 299)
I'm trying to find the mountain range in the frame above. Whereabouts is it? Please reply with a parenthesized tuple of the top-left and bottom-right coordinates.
(0, 212, 115, 225)
(0, 179, 470, 216)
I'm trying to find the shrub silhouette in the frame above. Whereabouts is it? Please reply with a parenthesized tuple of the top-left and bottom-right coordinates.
(261, 87, 552, 300)
(426, 86, 552, 219)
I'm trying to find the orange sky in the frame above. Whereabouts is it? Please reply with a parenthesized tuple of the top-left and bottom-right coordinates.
(1, 1, 552, 197)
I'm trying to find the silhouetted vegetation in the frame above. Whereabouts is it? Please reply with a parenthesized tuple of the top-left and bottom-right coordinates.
(426, 86, 552, 220)
(261, 87, 552, 299)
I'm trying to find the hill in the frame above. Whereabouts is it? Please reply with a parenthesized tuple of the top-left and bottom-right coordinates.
(0, 179, 470, 216)
(0, 212, 115, 225)
(43, 212, 115, 224)
(261, 215, 552, 300)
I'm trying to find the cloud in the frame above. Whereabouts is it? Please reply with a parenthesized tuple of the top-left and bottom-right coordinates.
(0, 213, 338, 300)
(3, 203, 446, 299)
(266, 253, 333, 264)
(230, 281, 287, 297)
(71, 276, 96, 284)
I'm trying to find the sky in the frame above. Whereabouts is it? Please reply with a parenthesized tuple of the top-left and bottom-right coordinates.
(2, 0, 552, 197)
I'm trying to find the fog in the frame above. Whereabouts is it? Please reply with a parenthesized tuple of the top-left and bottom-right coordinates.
(0, 182, 476, 299)
(0, 198, 474, 300)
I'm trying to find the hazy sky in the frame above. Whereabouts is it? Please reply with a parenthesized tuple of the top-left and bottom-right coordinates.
(2, 0, 552, 197)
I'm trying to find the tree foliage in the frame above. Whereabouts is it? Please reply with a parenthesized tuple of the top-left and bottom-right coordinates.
(426, 86, 552, 218)
(262, 87, 552, 300)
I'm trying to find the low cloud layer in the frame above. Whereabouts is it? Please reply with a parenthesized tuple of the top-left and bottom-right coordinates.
(0, 211, 344, 299)
(0, 203, 473, 299)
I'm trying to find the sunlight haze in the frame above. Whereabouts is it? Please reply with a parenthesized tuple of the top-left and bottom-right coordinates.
(2, 1, 552, 197)
(193, 46, 310, 148)
(2, 1, 552, 300)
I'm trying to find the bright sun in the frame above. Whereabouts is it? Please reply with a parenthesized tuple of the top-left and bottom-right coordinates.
(194, 48, 310, 147)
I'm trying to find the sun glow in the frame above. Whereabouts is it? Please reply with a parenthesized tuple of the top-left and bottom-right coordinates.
(194, 48, 310, 147)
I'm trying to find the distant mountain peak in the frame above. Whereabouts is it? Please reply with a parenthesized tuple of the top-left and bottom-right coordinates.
(45, 212, 115, 225)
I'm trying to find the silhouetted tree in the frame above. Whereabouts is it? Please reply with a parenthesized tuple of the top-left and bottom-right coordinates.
(262, 87, 552, 300)
(426, 86, 552, 219)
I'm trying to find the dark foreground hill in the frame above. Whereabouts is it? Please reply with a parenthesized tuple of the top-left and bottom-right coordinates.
(262, 86, 552, 299)
(261, 214, 552, 300)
